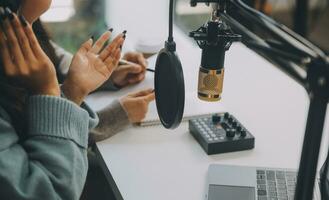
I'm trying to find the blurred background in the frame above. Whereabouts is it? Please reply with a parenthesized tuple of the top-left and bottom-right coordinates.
(43, 0, 329, 54)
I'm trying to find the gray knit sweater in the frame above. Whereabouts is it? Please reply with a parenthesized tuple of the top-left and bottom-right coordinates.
(0, 42, 130, 200)
(0, 95, 98, 200)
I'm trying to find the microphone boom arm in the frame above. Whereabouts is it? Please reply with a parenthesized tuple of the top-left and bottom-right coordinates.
(190, 1, 329, 200)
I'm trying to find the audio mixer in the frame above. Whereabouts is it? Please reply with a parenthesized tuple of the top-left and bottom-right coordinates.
(189, 112, 255, 155)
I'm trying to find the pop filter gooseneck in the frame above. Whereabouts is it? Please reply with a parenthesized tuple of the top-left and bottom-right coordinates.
(155, 0, 185, 129)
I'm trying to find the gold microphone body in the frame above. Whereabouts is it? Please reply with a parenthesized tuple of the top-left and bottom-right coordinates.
(198, 67, 225, 102)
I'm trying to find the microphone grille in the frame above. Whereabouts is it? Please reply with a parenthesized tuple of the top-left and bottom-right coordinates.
(203, 74, 219, 90)
(198, 68, 225, 102)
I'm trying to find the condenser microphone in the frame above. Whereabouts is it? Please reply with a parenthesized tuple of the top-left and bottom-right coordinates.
(198, 44, 226, 102)
(190, 20, 241, 102)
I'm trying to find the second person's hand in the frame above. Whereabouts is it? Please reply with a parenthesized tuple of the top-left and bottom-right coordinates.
(111, 52, 147, 88)
(62, 31, 125, 105)
(120, 89, 155, 123)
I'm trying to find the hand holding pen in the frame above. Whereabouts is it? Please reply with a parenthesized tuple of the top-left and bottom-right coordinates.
(111, 51, 154, 88)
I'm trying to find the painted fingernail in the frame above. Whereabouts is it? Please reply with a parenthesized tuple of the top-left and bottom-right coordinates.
(19, 15, 27, 26)
(0, 7, 6, 20)
(5, 8, 14, 20)
(91, 35, 95, 40)
(123, 34, 126, 39)
(108, 28, 113, 32)
(120, 45, 122, 50)
(122, 30, 127, 34)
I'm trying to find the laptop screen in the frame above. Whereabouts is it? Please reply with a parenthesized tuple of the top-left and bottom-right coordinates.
(208, 185, 255, 200)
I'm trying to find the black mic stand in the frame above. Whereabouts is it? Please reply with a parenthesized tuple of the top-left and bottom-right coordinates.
(190, 0, 329, 200)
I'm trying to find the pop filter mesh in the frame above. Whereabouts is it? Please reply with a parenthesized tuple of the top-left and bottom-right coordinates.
(155, 50, 185, 129)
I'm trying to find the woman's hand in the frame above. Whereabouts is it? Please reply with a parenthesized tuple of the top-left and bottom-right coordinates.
(111, 52, 147, 88)
(0, 8, 60, 96)
(120, 89, 155, 123)
(62, 31, 125, 105)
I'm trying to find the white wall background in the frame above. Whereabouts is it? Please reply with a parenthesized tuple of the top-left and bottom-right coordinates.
(105, 0, 170, 49)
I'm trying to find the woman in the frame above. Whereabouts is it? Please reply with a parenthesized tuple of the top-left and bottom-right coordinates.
(0, 1, 152, 200)
(3, 1, 155, 145)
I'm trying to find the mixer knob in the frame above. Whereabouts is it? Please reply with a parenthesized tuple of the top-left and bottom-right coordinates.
(240, 129, 247, 137)
(232, 121, 238, 128)
(226, 129, 235, 138)
(212, 114, 221, 123)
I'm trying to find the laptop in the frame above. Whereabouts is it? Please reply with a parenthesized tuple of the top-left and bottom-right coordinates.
(206, 164, 321, 200)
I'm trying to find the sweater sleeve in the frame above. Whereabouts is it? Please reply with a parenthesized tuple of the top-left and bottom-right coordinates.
(90, 100, 130, 142)
(0, 96, 98, 200)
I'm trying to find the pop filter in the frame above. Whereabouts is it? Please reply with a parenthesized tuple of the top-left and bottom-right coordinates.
(154, 0, 185, 129)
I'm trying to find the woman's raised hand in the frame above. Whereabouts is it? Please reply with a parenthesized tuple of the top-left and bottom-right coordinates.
(62, 31, 125, 105)
(0, 7, 60, 96)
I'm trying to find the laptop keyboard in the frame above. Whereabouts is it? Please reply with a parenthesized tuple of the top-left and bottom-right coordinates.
(256, 169, 297, 200)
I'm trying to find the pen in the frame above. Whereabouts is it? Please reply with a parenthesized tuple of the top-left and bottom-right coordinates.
(146, 68, 155, 73)
(119, 59, 155, 73)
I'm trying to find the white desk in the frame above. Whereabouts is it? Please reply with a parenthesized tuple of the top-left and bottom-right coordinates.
(87, 29, 329, 200)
